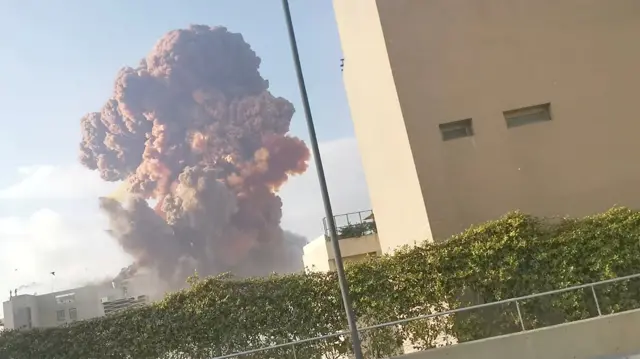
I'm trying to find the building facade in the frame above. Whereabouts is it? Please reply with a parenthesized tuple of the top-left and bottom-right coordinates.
(303, 233, 382, 272)
(303, 210, 382, 272)
(2, 274, 151, 330)
(3, 284, 118, 330)
(333, 0, 640, 251)
(102, 295, 149, 316)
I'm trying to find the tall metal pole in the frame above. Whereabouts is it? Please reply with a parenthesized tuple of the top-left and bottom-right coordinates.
(280, 1, 364, 358)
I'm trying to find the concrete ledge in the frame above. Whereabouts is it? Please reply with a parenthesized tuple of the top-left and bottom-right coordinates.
(394, 308, 640, 359)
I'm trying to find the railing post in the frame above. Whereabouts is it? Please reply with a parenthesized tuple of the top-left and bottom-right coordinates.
(515, 300, 526, 331)
(322, 217, 328, 237)
(291, 343, 297, 359)
(591, 285, 602, 316)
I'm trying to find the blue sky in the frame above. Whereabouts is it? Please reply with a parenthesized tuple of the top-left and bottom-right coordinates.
(0, 0, 353, 183)
(0, 0, 370, 311)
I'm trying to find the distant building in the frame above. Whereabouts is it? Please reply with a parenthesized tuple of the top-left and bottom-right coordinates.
(102, 295, 148, 316)
(2, 272, 152, 330)
(303, 210, 381, 272)
(333, 0, 640, 252)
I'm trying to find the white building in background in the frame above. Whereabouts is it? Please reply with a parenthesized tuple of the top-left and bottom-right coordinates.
(2, 272, 152, 331)
(303, 210, 382, 273)
(302, 211, 425, 357)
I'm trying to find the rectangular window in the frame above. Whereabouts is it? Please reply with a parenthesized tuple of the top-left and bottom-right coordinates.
(56, 309, 65, 322)
(55, 292, 76, 305)
(439, 118, 473, 141)
(26, 307, 32, 329)
(504, 103, 551, 128)
(69, 308, 78, 321)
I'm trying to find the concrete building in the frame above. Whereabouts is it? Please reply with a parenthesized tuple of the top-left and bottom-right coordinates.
(333, 0, 640, 252)
(3, 285, 119, 330)
(303, 210, 382, 272)
(102, 295, 148, 316)
(2, 274, 151, 330)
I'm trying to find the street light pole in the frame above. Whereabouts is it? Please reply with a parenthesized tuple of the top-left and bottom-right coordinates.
(280, 1, 364, 358)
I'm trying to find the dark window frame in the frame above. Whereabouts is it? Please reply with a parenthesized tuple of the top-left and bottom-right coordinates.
(504, 103, 552, 129)
(439, 118, 474, 141)
(69, 308, 78, 321)
(56, 309, 65, 321)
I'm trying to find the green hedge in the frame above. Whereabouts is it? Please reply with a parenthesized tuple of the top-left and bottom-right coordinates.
(337, 220, 377, 239)
(2, 207, 640, 358)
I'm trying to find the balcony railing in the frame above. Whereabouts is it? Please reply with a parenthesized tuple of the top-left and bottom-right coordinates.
(211, 272, 640, 359)
(322, 210, 377, 239)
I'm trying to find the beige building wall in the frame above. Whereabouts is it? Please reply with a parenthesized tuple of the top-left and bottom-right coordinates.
(335, 0, 640, 242)
(393, 308, 640, 359)
(303, 235, 332, 272)
(303, 234, 382, 272)
(333, 0, 433, 253)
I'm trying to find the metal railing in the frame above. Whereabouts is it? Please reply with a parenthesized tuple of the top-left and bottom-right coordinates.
(212, 272, 640, 359)
(322, 210, 376, 239)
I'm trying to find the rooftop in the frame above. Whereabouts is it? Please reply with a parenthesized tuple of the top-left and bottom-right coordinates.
(322, 209, 377, 240)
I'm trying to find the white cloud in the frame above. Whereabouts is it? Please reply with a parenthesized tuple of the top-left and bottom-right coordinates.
(0, 137, 370, 318)
(0, 164, 118, 199)
(0, 209, 133, 314)
(280, 137, 371, 239)
(0, 165, 129, 318)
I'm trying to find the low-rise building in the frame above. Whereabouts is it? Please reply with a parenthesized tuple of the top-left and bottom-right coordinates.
(303, 210, 381, 272)
(102, 295, 148, 316)
(2, 271, 151, 330)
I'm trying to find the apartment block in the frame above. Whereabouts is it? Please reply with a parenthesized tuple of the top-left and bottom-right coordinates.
(102, 295, 148, 316)
(333, 0, 640, 251)
(2, 274, 152, 330)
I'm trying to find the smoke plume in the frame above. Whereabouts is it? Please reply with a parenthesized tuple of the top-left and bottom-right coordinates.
(79, 25, 310, 289)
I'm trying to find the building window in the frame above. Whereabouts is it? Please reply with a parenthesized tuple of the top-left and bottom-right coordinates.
(56, 309, 65, 322)
(504, 103, 551, 129)
(55, 292, 76, 305)
(439, 118, 474, 141)
(69, 308, 78, 321)
(26, 307, 32, 329)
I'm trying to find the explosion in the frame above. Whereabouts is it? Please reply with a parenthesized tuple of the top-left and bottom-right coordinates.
(79, 25, 310, 288)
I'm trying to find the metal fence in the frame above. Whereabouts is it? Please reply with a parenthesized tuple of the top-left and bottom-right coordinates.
(322, 210, 376, 238)
(212, 272, 640, 359)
